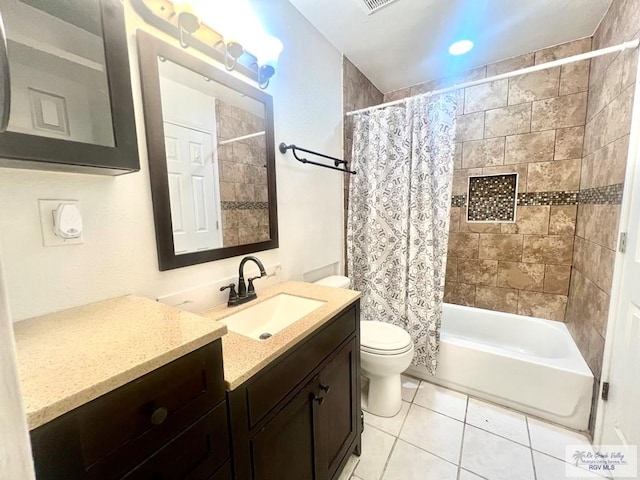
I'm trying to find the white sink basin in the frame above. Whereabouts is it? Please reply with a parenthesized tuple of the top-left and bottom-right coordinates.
(220, 294, 326, 340)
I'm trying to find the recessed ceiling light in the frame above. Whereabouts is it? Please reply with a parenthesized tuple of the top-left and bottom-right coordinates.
(449, 40, 474, 56)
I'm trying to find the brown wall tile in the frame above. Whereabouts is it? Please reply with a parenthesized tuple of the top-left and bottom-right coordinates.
(454, 143, 463, 169)
(458, 259, 498, 286)
(448, 232, 480, 259)
(559, 60, 590, 95)
(484, 104, 532, 138)
(508, 68, 560, 105)
(576, 204, 621, 250)
(446, 257, 457, 283)
(450, 207, 461, 232)
(544, 265, 571, 295)
(497, 261, 545, 291)
(531, 92, 588, 131)
(478, 234, 524, 261)
(452, 168, 482, 196)
(460, 220, 502, 234)
(444, 282, 476, 306)
(475, 286, 519, 313)
(486, 53, 535, 76)
(566, 269, 610, 339)
(535, 38, 592, 63)
(502, 206, 550, 235)
(518, 291, 568, 321)
(464, 79, 509, 114)
(554, 126, 585, 160)
(549, 205, 577, 235)
(527, 159, 581, 192)
(482, 164, 528, 192)
(456, 112, 485, 142)
(581, 135, 629, 189)
(522, 235, 574, 265)
(504, 131, 556, 165)
(462, 138, 506, 168)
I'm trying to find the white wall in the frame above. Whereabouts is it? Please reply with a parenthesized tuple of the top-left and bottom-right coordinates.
(0, 0, 344, 322)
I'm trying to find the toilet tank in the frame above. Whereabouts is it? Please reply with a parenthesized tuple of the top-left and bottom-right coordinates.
(313, 275, 350, 289)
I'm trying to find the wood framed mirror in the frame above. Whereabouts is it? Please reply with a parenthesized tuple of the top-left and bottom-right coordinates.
(137, 30, 278, 271)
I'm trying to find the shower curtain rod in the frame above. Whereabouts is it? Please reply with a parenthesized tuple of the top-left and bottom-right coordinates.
(346, 39, 640, 117)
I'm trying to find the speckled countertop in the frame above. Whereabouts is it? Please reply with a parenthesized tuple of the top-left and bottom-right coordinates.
(14, 282, 360, 430)
(200, 281, 361, 390)
(13, 295, 227, 430)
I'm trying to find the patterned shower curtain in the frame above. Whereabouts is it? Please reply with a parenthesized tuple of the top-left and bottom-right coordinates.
(347, 94, 457, 374)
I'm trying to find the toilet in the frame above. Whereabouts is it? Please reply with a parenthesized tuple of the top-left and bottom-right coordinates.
(313, 275, 414, 417)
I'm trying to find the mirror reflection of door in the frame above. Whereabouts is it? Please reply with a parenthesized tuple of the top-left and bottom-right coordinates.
(158, 57, 270, 255)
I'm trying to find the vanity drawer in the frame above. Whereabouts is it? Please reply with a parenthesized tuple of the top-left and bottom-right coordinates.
(245, 305, 356, 427)
(122, 403, 230, 480)
(81, 342, 225, 477)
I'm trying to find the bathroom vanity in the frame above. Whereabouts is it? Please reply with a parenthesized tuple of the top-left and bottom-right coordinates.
(14, 282, 361, 480)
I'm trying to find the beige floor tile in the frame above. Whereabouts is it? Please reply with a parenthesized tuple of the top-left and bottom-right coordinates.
(401, 374, 420, 403)
(363, 401, 410, 437)
(399, 404, 464, 464)
(533, 451, 609, 480)
(413, 381, 468, 421)
(461, 425, 535, 480)
(528, 417, 593, 461)
(353, 426, 396, 480)
(382, 440, 458, 480)
(466, 398, 530, 446)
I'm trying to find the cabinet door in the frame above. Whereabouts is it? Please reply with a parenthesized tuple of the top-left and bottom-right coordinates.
(316, 338, 359, 480)
(250, 379, 321, 480)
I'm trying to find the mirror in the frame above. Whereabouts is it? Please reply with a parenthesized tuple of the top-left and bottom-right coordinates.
(137, 31, 278, 271)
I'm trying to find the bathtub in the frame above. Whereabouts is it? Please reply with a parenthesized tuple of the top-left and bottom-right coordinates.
(406, 303, 594, 431)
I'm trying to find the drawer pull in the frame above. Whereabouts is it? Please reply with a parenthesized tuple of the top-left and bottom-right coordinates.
(319, 384, 330, 393)
(313, 395, 324, 405)
(150, 407, 168, 425)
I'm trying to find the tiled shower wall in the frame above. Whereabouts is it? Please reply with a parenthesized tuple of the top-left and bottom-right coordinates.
(342, 57, 384, 270)
(216, 99, 269, 247)
(384, 39, 592, 322)
(566, 0, 639, 398)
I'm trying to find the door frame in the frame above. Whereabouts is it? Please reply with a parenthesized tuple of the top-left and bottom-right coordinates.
(593, 45, 640, 444)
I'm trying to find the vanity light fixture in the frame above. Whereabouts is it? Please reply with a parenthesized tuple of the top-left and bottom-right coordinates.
(172, 0, 200, 48)
(167, 0, 283, 89)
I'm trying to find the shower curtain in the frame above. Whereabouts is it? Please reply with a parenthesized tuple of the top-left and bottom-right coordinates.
(347, 94, 457, 374)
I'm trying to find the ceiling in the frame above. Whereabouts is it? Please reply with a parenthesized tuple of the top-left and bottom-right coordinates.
(288, 0, 612, 93)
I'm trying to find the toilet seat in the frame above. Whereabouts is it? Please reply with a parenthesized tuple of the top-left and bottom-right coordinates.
(361, 321, 413, 355)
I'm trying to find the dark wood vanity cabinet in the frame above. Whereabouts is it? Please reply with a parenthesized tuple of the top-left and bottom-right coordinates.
(30, 341, 232, 480)
(227, 301, 361, 480)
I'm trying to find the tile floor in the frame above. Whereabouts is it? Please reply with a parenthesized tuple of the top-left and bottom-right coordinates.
(338, 375, 607, 480)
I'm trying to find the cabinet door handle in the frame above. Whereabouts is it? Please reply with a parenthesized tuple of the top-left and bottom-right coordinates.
(313, 395, 324, 405)
(0, 9, 11, 132)
(150, 406, 168, 425)
(319, 383, 330, 394)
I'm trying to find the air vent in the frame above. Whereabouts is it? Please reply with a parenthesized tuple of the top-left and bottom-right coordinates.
(356, 0, 400, 15)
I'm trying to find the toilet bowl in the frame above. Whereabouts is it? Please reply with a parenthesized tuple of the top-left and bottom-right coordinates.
(313, 275, 414, 417)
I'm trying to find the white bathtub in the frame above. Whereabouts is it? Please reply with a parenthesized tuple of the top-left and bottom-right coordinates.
(406, 303, 594, 431)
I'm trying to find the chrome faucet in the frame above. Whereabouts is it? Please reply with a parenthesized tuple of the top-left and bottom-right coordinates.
(220, 256, 267, 307)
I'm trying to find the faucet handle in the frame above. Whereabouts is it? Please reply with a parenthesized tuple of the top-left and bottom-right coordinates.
(247, 276, 263, 295)
(220, 283, 238, 305)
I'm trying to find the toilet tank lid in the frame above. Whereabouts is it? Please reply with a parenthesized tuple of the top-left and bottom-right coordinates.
(313, 275, 350, 289)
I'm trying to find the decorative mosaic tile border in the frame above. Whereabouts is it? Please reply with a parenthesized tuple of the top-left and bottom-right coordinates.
(467, 174, 518, 222)
(221, 201, 269, 210)
(517, 191, 579, 206)
(452, 195, 467, 207)
(451, 184, 624, 208)
(578, 183, 624, 205)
